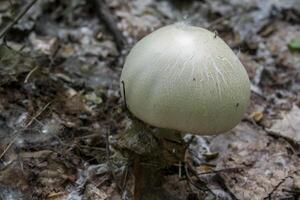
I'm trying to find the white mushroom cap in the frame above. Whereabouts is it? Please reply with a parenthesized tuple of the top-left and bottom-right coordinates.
(120, 23, 250, 135)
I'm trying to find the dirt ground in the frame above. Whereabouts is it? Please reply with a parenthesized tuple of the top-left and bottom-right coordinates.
(0, 0, 300, 199)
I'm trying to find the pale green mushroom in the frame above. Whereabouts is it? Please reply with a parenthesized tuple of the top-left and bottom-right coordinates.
(121, 23, 250, 135)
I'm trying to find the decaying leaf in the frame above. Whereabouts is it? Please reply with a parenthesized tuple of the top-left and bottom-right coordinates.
(210, 123, 300, 200)
(1, 0, 300, 199)
(0, 186, 25, 200)
(267, 105, 300, 144)
(29, 34, 59, 55)
(83, 184, 108, 200)
(0, 45, 36, 85)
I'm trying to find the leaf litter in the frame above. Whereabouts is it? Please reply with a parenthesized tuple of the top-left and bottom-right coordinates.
(0, 0, 300, 199)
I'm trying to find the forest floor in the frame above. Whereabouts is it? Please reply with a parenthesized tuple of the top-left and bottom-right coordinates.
(0, 0, 300, 199)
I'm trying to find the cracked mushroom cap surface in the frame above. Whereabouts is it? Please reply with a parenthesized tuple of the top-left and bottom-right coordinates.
(120, 23, 250, 135)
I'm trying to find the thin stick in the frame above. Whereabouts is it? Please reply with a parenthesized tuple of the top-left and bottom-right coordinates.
(0, 101, 51, 160)
(105, 127, 111, 165)
(215, 174, 239, 200)
(0, 134, 19, 159)
(121, 80, 127, 110)
(26, 101, 52, 127)
(263, 175, 293, 200)
(105, 125, 123, 193)
(0, 0, 39, 39)
(184, 162, 215, 196)
(24, 66, 38, 83)
(197, 166, 247, 175)
(8, 0, 13, 7)
(91, 0, 126, 51)
(205, 7, 254, 29)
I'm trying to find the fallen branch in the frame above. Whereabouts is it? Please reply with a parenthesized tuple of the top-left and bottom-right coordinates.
(0, 0, 39, 39)
(91, 0, 127, 51)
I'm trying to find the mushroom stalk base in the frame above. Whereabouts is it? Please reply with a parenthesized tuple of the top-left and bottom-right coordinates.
(112, 120, 185, 200)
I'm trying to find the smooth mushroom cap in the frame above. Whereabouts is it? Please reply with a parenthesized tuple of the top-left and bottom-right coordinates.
(120, 23, 251, 135)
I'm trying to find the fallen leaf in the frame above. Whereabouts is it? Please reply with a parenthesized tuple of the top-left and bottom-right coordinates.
(30, 34, 59, 55)
(210, 123, 300, 200)
(0, 45, 37, 85)
(267, 105, 300, 143)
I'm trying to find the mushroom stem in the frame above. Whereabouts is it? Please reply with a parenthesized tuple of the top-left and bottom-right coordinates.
(112, 119, 185, 200)
(133, 156, 165, 200)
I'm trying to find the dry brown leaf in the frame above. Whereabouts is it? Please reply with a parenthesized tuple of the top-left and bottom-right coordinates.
(210, 123, 300, 200)
(267, 105, 300, 143)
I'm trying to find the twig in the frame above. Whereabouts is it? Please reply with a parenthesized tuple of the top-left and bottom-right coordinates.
(265, 130, 300, 151)
(77, 145, 106, 151)
(121, 165, 130, 200)
(121, 80, 128, 110)
(24, 66, 39, 83)
(205, 13, 235, 29)
(105, 127, 111, 166)
(0, 0, 39, 39)
(184, 136, 216, 196)
(282, 188, 300, 196)
(8, 0, 13, 7)
(91, 0, 127, 51)
(0, 101, 51, 160)
(263, 175, 293, 200)
(26, 101, 52, 126)
(205, 7, 255, 29)
(122, 166, 129, 189)
(215, 174, 239, 200)
(197, 166, 247, 175)
(105, 125, 124, 194)
(0, 134, 19, 159)
(184, 162, 215, 196)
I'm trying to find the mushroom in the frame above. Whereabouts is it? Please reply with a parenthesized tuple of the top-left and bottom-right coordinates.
(121, 23, 250, 134)
(117, 23, 250, 200)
